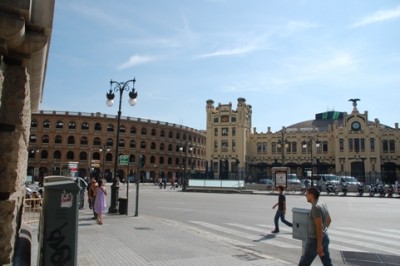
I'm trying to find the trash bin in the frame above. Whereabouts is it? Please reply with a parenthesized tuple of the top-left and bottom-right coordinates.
(118, 197, 127, 214)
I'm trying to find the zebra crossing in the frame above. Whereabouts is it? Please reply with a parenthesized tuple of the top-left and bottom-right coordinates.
(189, 220, 400, 256)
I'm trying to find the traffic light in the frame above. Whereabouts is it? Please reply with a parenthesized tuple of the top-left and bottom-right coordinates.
(140, 155, 145, 168)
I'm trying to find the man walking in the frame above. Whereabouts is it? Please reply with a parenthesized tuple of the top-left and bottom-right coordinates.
(271, 186, 292, 233)
(298, 187, 332, 266)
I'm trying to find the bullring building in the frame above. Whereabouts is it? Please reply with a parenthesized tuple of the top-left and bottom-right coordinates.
(28, 98, 399, 184)
(28, 111, 206, 182)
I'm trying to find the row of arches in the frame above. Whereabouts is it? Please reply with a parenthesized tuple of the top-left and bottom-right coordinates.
(31, 119, 203, 143)
(28, 150, 202, 169)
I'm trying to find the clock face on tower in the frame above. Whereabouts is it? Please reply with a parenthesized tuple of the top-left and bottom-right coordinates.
(351, 121, 361, 131)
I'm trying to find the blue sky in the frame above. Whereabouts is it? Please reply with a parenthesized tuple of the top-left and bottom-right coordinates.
(42, 0, 400, 132)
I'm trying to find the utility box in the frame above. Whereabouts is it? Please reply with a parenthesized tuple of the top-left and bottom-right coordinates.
(292, 207, 310, 241)
(37, 180, 79, 266)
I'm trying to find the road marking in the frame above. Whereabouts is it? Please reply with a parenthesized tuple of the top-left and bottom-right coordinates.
(229, 223, 363, 252)
(191, 221, 300, 249)
(336, 227, 400, 241)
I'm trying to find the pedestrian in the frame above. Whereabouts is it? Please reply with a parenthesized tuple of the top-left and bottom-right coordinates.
(88, 177, 98, 220)
(94, 178, 107, 225)
(170, 177, 176, 190)
(271, 185, 292, 233)
(298, 187, 332, 266)
(162, 176, 167, 189)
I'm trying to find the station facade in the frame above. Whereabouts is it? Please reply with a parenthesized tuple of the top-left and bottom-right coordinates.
(206, 98, 399, 184)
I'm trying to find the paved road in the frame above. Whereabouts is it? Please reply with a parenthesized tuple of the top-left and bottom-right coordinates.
(135, 184, 400, 265)
(30, 183, 400, 265)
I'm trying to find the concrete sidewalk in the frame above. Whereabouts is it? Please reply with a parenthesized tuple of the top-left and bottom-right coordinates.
(31, 206, 292, 266)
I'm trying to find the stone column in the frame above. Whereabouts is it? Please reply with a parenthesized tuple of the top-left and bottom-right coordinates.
(0, 60, 31, 264)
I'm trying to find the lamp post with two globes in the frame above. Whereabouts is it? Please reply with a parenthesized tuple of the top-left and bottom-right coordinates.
(106, 78, 138, 213)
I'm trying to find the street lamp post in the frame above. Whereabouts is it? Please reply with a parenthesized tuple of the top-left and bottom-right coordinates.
(99, 145, 110, 180)
(180, 143, 192, 190)
(302, 137, 321, 186)
(106, 78, 138, 213)
(277, 131, 288, 166)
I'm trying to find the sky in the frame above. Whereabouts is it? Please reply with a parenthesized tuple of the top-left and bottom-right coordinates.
(42, 0, 400, 132)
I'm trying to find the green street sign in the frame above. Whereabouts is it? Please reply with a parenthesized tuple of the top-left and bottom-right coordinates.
(119, 155, 129, 166)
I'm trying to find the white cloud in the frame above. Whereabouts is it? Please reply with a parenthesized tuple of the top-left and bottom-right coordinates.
(117, 55, 155, 70)
(350, 5, 400, 28)
(195, 45, 258, 59)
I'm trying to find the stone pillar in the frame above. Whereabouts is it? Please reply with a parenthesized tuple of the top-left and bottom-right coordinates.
(0, 60, 31, 264)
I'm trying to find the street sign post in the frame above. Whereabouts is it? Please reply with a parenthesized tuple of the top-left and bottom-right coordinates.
(119, 155, 129, 166)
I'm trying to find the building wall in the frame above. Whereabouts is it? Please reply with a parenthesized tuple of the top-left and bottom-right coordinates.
(206, 98, 252, 179)
(206, 99, 400, 184)
(28, 111, 207, 183)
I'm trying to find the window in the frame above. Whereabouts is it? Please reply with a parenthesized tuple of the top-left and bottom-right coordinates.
(53, 150, 61, 160)
(118, 139, 125, 147)
(214, 128, 218, 136)
(93, 137, 101, 146)
(221, 115, 229, 123)
(56, 120, 63, 129)
(130, 140, 136, 149)
(79, 152, 87, 161)
(272, 142, 277, 153)
(66, 151, 74, 160)
(31, 120, 38, 128)
(55, 135, 62, 144)
(221, 140, 228, 152)
(151, 142, 156, 150)
(130, 126, 136, 134)
(214, 140, 218, 152)
(42, 135, 49, 144)
(370, 138, 375, 152)
(94, 123, 102, 131)
(40, 150, 48, 159)
(107, 124, 114, 132)
(231, 116, 236, 122)
(222, 128, 228, 136)
(232, 127, 236, 136)
(262, 142, 267, 153)
(160, 130, 165, 137)
(151, 128, 157, 136)
(322, 141, 328, 153)
(232, 140, 236, 152)
(29, 135, 37, 143)
(106, 138, 113, 146)
(257, 142, 262, 154)
(176, 132, 180, 139)
(68, 121, 76, 129)
(160, 143, 165, 151)
(389, 140, 395, 153)
(348, 139, 353, 152)
(119, 125, 126, 133)
(339, 139, 344, 152)
(43, 120, 50, 128)
(168, 131, 173, 138)
(141, 141, 146, 149)
(168, 144, 172, 151)
(68, 136, 75, 145)
(214, 117, 219, 123)
(81, 122, 89, 130)
(80, 136, 88, 145)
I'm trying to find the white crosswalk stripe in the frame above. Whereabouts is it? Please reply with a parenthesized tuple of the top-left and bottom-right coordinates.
(189, 221, 398, 255)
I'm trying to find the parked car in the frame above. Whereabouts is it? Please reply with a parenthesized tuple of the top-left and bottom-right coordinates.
(259, 178, 274, 190)
(340, 176, 361, 192)
(287, 173, 301, 185)
(287, 173, 301, 191)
